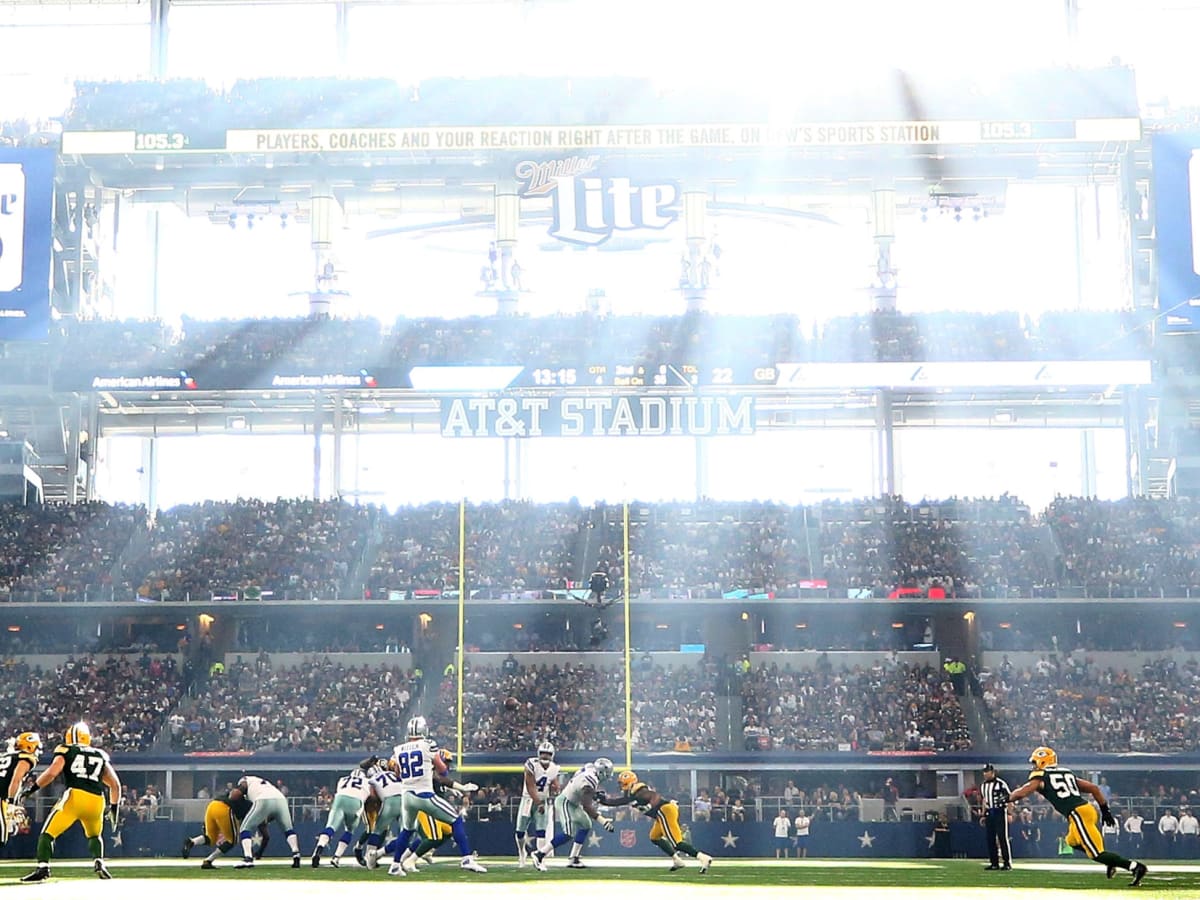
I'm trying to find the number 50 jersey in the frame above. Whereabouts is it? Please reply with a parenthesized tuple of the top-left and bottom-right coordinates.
(390, 739, 438, 793)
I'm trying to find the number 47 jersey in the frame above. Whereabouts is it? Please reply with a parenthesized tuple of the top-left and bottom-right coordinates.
(391, 739, 437, 793)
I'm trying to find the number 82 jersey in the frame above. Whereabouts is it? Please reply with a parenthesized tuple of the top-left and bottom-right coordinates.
(391, 739, 437, 794)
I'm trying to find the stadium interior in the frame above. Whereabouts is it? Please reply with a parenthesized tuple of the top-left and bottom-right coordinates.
(5, 0, 1200, 876)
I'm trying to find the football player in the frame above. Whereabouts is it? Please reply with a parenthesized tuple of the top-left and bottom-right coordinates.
(18, 722, 120, 882)
(601, 770, 713, 872)
(516, 740, 559, 865)
(388, 716, 485, 875)
(182, 787, 271, 868)
(0, 733, 41, 849)
(532, 757, 614, 871)
(1008, 747, 1147, 887)
(233, 774, 302, 868)
(312, 758, 379, 867)
(361, 760, 408, 871)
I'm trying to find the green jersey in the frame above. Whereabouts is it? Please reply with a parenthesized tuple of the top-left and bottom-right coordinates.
(1030, 765, 1088, 817)
(55, 744, 110, 796)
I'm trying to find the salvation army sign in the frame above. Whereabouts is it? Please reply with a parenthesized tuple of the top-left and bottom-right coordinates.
(515, 156, 679, 246)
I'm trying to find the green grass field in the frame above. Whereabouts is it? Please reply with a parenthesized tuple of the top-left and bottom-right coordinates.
(0, 858, 1197, 897)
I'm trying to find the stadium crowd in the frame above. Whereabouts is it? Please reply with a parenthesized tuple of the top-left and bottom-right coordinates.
(25, 311, 1152, 392)
(170, 657, 419, 752)
(979, 655, 1200, 753)
(739, 660, 972, 752)
(0, 654, 180, 752)
(61, 68, 1137, 135)
(6, 495, 1200, 602)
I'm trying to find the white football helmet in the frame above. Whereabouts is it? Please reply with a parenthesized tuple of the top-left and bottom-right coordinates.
(538, 740, 555, 760)
(593, 757, 614, 781)
(406, 716, 427, 739)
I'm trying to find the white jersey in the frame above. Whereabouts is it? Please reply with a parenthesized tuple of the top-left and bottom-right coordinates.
(241, 775, 285, 803)
(523, 757, 560, 802)
(561, 765, 600, 805)
(391, 738, 438, 793)
(335, 768, 373, 802)
(369, 768, 406, 800)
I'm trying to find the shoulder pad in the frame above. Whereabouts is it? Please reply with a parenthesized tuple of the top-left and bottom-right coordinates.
(53, 744, 68, 755)
(17, 752, 37, 765)
(1028, 769, 1045, 780)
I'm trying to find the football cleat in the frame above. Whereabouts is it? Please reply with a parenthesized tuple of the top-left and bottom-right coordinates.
(14, 732, 42, 755)
(365, 848, 380, 869)
(354, 845, 367, 867)
(1106, 865, 1117, 879)
(20, 867, 50, 883)
(181, 837, 194, 859)
(200, 860, 215, 870)
(414, 855, 431, 867)
(532, 852, 548, 872)
(669, 853, 684, 871)
(311, 851, 321, 868)
(698, 852, 713, 873)
(1028, 746, 1057, 770)
(1131, 862, 1148, 886)
(329, 856, 340, 868)
(291, 855, 301, 869)
(401, 855, 418, 874)
(567, 857, 587, 868)
(460, 856, 488, 873)
(387, 862, 407, 877)
(618, 770, 638, 792)
(94, 860, 111, 880)
(235, 858, 254, 869)
(63, 722, 91, 746)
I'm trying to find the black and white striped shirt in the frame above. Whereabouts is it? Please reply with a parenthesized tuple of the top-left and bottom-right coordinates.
(981, 776, 1011, 810)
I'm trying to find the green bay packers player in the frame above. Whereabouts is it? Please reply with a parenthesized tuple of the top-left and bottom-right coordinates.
(181, 786, 271, 868)
(0, 733, 41, 849)
(17, 722, 120, 882)
(1008, 747, 1147, 887)
(600, 770, 714, 872)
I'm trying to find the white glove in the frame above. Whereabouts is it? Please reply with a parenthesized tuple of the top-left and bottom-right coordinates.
(452, 781, 479, 792)
(599, 816, 615, 832)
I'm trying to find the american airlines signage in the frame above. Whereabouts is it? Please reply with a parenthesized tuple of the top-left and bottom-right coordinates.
(515, 156, 679, 246)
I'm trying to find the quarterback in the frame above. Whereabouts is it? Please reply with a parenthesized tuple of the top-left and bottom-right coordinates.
(515, 740, 559, 866)
(601, 770, 713, 872)
(18, 722, 120, 882)
(1008, 746, 1147, 887)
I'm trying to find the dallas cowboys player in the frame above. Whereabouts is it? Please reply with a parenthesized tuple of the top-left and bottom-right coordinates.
(533, 757, 614, 870)
(516, 741, 560, 866)
(312, 759, 378, 867)
(234, 775, 301, 868)
(388, 716, 486, 875)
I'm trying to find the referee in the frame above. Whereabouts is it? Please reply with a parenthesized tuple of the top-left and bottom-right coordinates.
(980, 764, 1012, 870)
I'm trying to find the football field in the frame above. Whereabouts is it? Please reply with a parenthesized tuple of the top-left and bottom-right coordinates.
(0, 858, 1198, 898)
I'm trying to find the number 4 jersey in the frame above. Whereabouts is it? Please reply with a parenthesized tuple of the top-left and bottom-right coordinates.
(58, 744, 110, 796)
(1030, 765, 1088, 816)
(391, 739, 437, 793)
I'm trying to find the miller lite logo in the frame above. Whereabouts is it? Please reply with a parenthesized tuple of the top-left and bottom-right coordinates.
(619, 829, 637, 848)
(515, 156, 679, 247)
